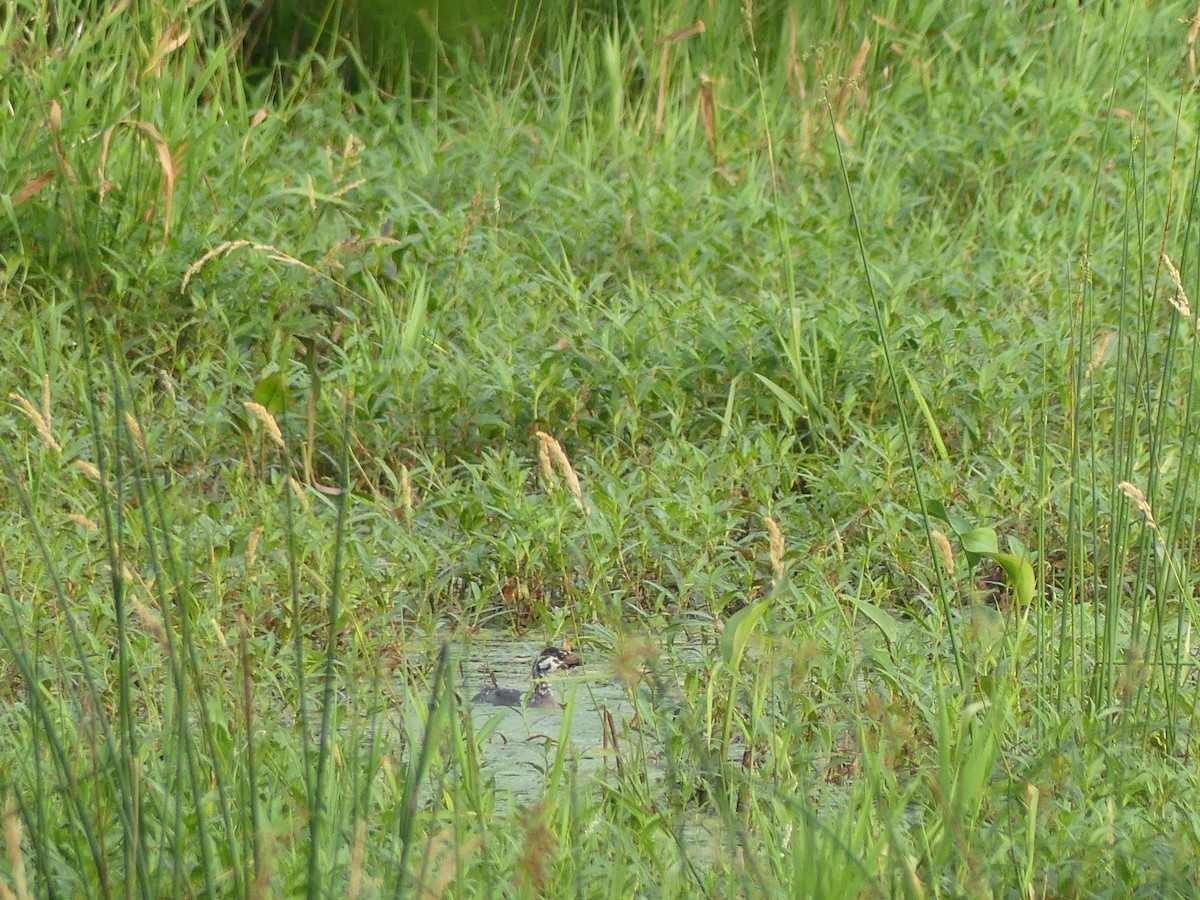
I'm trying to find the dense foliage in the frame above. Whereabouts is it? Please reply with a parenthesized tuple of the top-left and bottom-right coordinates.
(2, 0, 1200, 895)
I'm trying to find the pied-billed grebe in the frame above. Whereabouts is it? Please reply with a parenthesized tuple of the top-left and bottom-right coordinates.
(472, 647, 582, 709)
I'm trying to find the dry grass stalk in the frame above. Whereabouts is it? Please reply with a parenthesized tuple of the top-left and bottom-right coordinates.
(931, 529, 956, 577)
(181, 241, 315, 292)
(1189, 0, 1200, 74)
(74, 459, 102, 482)
(287, 476, 310, 510)
(3, 793, 28, 900)
(46, 100, 79, 185)
(241, 108, 271, 161)
(653, 21, 705, 135)
(123, 411, 146, 454)
(13, 170, 54, 207)
(834, 37, 872, 118)
(346, 819, 367, 900)
(457, 191, 484, 256)
(143, 19, 190, 77)
(246, 527, 262, 569)
(67, 513, 99, 533)
(129, 595, 169, 649)
(1119, 481, 1190, 601)
(764, 515, 785, 583)
(40, 376, 50, 434)
(534, 431, 584, 513)
(11, 392, 61, 454)
(400, 465, 414, 519)
(656, 20, 705, 45)
(1161, 253, 1194, 324)
(1118, 481, 1159, 534)
(99, 119, 176, 242)
(535, 433, 554, 484)
(243, 402, 285, 448)
(1085, 331, 1113, 379)
(655, 43, 670, 134)
(698, 75, 717, 158)
(742, 0, 756, 51)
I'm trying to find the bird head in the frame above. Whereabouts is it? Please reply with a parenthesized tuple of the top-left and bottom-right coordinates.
(531, 647, 582, 678)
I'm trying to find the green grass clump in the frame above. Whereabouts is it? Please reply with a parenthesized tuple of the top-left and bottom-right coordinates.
(3, 0, 1200, 895)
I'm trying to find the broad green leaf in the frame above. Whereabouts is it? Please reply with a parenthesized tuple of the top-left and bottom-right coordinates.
(961, 526, 998, 567)
(924, 497, 949, 523)
(720, 599, 769, 670)
(946, 511, 975, 536)
(1006, 534, 1028, 559)
(848, 595, 902, 646)
(253, 372, 288, 415)
(986, 551, 1036, 608)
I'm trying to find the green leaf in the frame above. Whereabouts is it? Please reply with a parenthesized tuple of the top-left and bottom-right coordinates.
(986, 551, 1036, 608)
(924, 497, 949, 523)
(946, 511, 975, 536)
(720, 599, 770, 670)
(920, 498, 971, 536)
(960, 526, 998, 567)
(904, 365, 949, 464)
(401, 271, 430, 355)
(754, 373, 806, 428)
(253, 372, 288, 415)
(848, 596, 902, 646)
(1006, 534, 1028, 559)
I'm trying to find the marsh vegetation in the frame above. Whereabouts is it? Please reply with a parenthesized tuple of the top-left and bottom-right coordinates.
(3, 0, 1200, 895)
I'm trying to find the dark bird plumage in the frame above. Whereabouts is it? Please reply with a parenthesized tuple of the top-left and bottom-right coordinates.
(472, 647, 582, 709)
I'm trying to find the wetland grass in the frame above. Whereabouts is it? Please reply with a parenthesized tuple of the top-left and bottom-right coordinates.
(3, 0, 1200, 894)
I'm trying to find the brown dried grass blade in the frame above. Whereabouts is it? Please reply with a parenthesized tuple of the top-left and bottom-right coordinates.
(13, 171, 54, 207)
(99, 119, 177, 242)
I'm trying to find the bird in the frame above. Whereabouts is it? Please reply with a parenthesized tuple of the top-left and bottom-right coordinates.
(472, 647, 582, 709)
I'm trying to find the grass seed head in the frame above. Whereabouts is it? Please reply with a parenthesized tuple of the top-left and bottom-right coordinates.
(3, 792, 27, 900)
(931, 530, 956, 577)
(1162, 253, 1194, 325)
(535, 430, 584, 512)
(287, 476, 310, 510)
(67, 513, 99, 534)
(1119, 481, 1159, 533)
(246, 527, 262, 569)
(400, 464, 414, 518)
(11, 392, 61, 454)
(244, 401, 285, 448)
(123, 411, 146, 454)
(765, 515, 785, 582)
(130, 596, 169, 649)
(74, 459, 102, 482)
(515, 803, 555, 893)
(535, 432, 554, 484)
(1086, 331, 1113, 378)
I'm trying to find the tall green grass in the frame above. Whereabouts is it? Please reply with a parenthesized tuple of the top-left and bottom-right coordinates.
(3, 0, 1200, 894)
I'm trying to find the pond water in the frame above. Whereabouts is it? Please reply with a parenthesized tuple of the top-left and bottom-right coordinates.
(450, 637, 729, 867)
(459, 638, 636, 803)
(385, 634, 866, 872)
